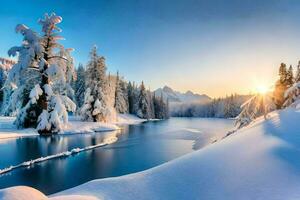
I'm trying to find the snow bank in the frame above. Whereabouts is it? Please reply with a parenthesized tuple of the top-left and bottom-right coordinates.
(63, 116, 120, 134)
(0, 114, 144, 140)
(3, 109, 300, 199)
(47, 108, 300, 200)
(50, 195, 99, 200)
(116, 114, 146, 125)
(0, 117, 38, 139)
(0, 186, 47, 200)
(0, 186, 98, 200)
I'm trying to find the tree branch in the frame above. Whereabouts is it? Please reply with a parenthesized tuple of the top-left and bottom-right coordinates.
(48, 56, 68, 62)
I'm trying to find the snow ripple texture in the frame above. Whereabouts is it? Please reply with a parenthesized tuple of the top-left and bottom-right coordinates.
(0, 136, 118, 175)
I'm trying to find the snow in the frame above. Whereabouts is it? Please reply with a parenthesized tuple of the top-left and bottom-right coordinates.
(3, 109, 300, 199)
(0, 114, 143, 139)
(116, 113, 146, 124)
(45, 108, 300, 200)
(0, 186, 48, 200)
(50, 195, 99, 200)
(63, 116, 120, 134)
(0, 140, 111, 175)
(154, 85, 211, 104)
(29, 84, 43, 103)
(0, 116, 38, 139)
(44, 84, 53, 96)
(0, 186, 98, 200)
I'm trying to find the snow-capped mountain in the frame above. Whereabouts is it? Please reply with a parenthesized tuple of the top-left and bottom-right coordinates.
(154, 86, 211, 104)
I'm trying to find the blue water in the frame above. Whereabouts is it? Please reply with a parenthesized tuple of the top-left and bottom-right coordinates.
(0, 118, 233, 195)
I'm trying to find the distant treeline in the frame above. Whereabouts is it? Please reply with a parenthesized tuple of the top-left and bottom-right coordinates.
(170, 94, 252, 118)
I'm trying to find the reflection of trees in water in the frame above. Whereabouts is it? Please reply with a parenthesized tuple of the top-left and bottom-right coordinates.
(16, 137, 43, 162)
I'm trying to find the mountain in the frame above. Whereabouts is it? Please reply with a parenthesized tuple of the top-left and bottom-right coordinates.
(154, 86, 211, 104)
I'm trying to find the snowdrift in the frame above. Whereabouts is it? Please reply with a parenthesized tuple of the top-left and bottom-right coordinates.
(2, 108, 300, 199)
(0, 114, 144, 140)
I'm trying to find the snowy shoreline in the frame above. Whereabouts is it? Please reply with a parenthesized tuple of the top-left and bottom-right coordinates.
(1, 108, 299, 200)
(49, 108, 300, 200)
(0, 114, 145, 140)
(6, 109, 300, 200)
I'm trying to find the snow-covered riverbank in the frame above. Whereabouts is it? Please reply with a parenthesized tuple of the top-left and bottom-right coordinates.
(2, 108, 300, 199)
(51, 108, 300, 199)
(0, 114, 145, 140)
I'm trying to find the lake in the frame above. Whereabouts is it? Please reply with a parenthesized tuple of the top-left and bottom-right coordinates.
(0, 118, 233, 195)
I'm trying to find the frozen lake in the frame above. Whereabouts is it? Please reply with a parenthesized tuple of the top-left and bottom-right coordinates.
(0, 118, 233, 195)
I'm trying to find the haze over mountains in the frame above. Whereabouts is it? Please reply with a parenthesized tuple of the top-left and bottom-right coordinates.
(154, 86, 211, 105)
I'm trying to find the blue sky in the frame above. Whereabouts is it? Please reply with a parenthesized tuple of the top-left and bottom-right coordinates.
(1, 0, 300, 97)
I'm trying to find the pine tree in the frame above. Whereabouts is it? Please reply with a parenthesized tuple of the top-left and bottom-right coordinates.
(284, 64, 300, 108)
(235, 92, 275, 129)
(286, 65, 294, 88)
(127, 81, 135, 114)
(137, 81, 150, 119)
(7, 13, 76, 134)
(114, 71, 129, 113)
(129, 81, 139, 114)
(74, 63, 86, 108)
(295, 61, 300, 83)
(153, 93, 169, 119)
(147, 88, 155, 118)
(80, 46, 114, 122)
(273, 63, 288, 109)
(223, 94, 240, 118)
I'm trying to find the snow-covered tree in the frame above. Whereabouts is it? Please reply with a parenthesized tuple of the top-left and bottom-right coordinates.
(235, 92, 275, 129)
(80, 46, 115, 122)
(114, 71, 129, 113)
(127, 81, 139, 114)
(153, 93, 169, 119)
(137, 81, 150, 119)
(223, 94, 240, 118)
(286, 65, 294, 88)
(273, 63, 288, 109)
(127, 81, 134, 114)
(6, 13, 76, 134)
(295, 61, 300, 83)
(148, 89, 155, 119)
(74, 63, 86, 108)
(284, 82, 300, 108)
(0, 59, 13, 110)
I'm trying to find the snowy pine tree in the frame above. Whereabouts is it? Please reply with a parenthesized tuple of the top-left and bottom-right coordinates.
(127, 81, 139, 115)
(148, 89, 155, 119)
(223, 94, 240, 118)
(273, 63, 288, 109)
(283, 82, 300, 108)
(114, 71, 129, 113)
(235, 92, 275, 128)
(6, 13, 76, 134)
(137, 81, 150, 119)
(286, 65, 294, 88)
(80, 46, 115, 122)
(74, 63, 86, 108)
(153, 94, 169, 119)
(127, 81, 135, 114)
(295, 61, 300, 83)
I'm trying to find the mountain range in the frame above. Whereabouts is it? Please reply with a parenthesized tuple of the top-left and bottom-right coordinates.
(154, 86, 211, 105)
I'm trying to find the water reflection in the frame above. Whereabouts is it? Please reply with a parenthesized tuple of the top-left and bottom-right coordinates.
(0, 118, 233, 195)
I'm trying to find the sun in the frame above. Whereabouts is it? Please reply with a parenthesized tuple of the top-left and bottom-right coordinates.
(256, 85, 269, 94)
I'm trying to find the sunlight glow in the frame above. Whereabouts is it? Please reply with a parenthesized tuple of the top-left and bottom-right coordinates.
(256, 85, 269, 94)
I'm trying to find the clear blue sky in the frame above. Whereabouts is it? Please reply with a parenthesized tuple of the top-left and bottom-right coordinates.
(1, 0, 300, 97)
